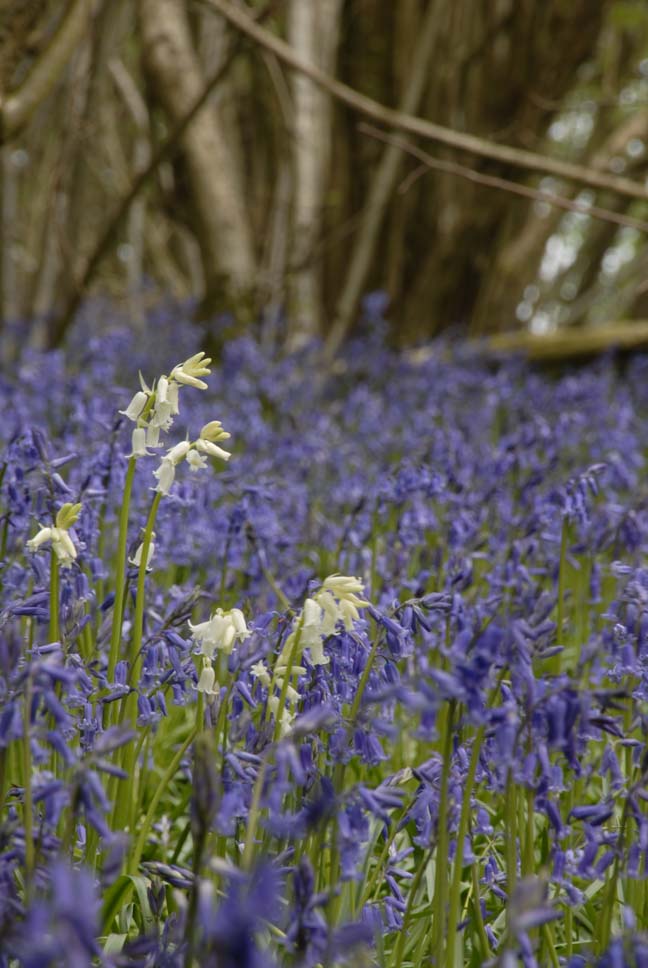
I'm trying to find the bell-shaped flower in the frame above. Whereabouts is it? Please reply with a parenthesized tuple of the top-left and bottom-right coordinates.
(153, 459, 175, 496)
(167, 382, 180, 415)
(165, 440, 191, 466)
(129, 427, 152, 459)
(119, 390, 148, 422)
(308, 637, 328, 666)
(303, 597, 322, 628)
(50, 527, 78, 564)
(318, 590, 342, 635)
(187, 450, 208, 472)
(27, 502, 82, 567)
(28, 526, 77, 565)
(195, 438, 231, 462)
(322, 574, 370, 608)
(189, 607, 250, 659)
(27, 526, 53, 552)
(229, 608, 249, 639)
(250, 661, 271, 687)
(129, 533, 156, 569)
(150, 400, 175, 431)
(197, 660, 219, 697)
(146, 423, 161, 448)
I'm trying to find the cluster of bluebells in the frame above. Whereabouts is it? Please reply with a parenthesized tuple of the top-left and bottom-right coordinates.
(3, 306, 648, 965)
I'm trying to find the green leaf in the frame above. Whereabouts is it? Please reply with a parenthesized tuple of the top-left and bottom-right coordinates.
(104, 934, 128, 954)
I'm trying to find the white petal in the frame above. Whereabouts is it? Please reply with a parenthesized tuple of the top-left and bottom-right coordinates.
(153, 459, 175, 495)
(195, 439, 231, 461)
(119, 390, 148, 422)
(146, 423, 161, 448)
(166, 440, 191, 466)
(27, 527, 52, 551)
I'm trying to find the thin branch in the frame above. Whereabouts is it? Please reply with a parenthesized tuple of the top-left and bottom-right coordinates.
(206, 0, 648, 204)
(47, 0, 278, 345)
(0, 0, 93, 142)
(359, 123, 648, 236)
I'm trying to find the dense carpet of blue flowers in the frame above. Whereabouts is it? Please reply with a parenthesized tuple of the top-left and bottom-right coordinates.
(3, 309, 648, 966)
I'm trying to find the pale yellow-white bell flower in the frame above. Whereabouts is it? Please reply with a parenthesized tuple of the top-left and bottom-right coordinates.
(195, 439, 231, 462)
(153, 459, 175, 496)
(165, 440, 191, 466)
(197, 660, 219, 697)
(189, 607, 250, 658)
(130, 427, 152, 459)
(170, 352, 212, 390)
(27, 502, 82, 566)
(187, 449, 208, 472)
(129, 533, 156, 569)
(119, 390, 148, 422)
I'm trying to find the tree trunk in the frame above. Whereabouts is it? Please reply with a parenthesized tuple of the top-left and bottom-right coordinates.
(398, 0, 609, 341)
(0, 0, 93, 142)
(286, 0, 343, 347)
(139, 0, 256, 321)
(325, 0, 440, 358)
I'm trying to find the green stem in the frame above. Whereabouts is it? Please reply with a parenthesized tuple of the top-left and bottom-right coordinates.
(551, 517, 569, 676)
(242, 760, 267, 872)
(598, 798, 630, 953)
(471, 860, 493, 961)
(49, 551, 59, 643)
(129, 725, 198, 876)
(357, 803, 411, 908)
(505, 767, 518, 928)
(430, 700, 455, 956)
(392, 848, 432, 967)
(116, 492, 161, 834)
(127, 492, 160, 687)
(22, 678, 34, 892)
(107, 455, 136, 684)
(446, 723, 484, 967)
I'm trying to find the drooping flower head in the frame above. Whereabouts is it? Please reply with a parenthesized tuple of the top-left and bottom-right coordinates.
(190, 607, 250, 659)
(26, 502, 83, 566)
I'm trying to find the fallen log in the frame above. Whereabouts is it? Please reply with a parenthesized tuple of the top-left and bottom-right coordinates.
(482, 321, 648, 360)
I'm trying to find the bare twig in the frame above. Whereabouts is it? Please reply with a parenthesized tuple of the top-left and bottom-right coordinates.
(360, 124, 648, 236)
(206, 0, 648, 204)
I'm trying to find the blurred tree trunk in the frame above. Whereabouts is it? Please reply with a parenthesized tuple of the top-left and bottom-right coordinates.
(139, 0, 256, 321)
(0, 0, 91, 340)
(286, 0, 342, 347)
(396, 0, 609, 342)
(0, 0, 92, 142)
(326, 0, 440, 358)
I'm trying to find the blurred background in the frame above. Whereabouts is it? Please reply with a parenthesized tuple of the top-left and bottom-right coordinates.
(2, 0, 648, 357)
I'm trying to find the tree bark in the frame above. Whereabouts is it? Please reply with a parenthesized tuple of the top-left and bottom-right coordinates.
(286, 0, 342, 347)
(325, 0, 440, 358)
(139, 0, 256, 320)
(0, 0, 92, 142)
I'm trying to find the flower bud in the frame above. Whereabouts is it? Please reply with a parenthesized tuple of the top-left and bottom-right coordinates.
(55, 502, 82, 530)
